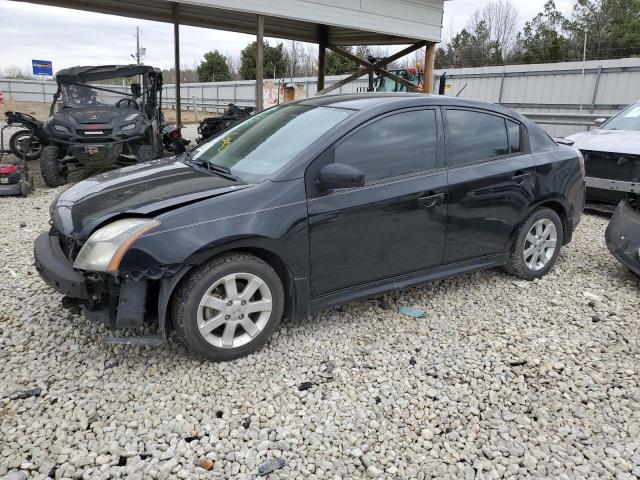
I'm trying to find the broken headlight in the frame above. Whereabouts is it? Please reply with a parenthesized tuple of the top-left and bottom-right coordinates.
(73, 218, 160, 273)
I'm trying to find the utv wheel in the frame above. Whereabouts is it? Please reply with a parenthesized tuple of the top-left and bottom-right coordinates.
(40, 146, 68, 187)
(503, 207, 563, 280)
(136, 144, 155, 163)
(172, 253, 285, 361)
(9, 129, 41, 160)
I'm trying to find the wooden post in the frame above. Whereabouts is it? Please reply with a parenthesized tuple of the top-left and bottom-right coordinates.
(173, 2, 181, 128)
(317, 25, 328, 92)
(256, 14, 264, 112)
(424, 42, 436, 94)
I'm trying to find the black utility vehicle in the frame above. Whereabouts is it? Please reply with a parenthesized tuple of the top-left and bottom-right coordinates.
(40, 65, 165, 187)
(34, 94, 585, 361)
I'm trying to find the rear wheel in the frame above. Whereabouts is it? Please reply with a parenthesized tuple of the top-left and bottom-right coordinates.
(40, 146, 68, 187)
(172, 253, 285, 361)
(9, 130, 42, 160)
(503, 207, 563, 280)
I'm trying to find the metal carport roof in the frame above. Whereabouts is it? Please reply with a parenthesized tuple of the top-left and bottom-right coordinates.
(14, 0, 445, 45)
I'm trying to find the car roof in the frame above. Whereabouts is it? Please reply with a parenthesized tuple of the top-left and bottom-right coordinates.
(297, 93, 525, 120)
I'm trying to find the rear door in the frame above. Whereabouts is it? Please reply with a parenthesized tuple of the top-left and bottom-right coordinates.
(306, 108, 447, 297)
(443, 108, 535, 264)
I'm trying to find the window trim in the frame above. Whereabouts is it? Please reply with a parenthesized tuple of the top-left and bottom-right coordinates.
(443, 107, 529, 169)
(306, 106, 443, 196)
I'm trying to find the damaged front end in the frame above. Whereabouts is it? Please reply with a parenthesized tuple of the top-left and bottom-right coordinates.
(34, 222, 184, 346)
(605, 201, 640, 277)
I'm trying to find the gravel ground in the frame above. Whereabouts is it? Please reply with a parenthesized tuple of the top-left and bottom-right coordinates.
(1, 166, 639, 479)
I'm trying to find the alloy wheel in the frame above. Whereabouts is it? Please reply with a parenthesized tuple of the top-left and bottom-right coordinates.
(197, 272, 273, 349)
(524, 218, 557, 271)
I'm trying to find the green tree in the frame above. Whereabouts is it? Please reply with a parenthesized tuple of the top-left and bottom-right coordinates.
(239, 41, 287, 80)
(325, 47, 359, 75)
(569, 0, 640, 60)
(197, 50, 231, 82)
(512, 1, 573, 64)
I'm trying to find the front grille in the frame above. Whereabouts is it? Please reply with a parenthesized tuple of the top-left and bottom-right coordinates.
(50, 226, 80, 262)
(79, 129, 113, 137)
(60, 235, 81, 262)
(583, 150, 640, 182)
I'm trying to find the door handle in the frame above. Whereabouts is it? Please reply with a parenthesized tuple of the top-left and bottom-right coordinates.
(512, 172, 532, 183)
(417, 192, 445, 208)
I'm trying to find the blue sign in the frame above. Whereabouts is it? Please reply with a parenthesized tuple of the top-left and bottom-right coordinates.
(32, 60, 53, 76)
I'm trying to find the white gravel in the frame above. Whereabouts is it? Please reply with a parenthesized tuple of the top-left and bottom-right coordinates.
(1, 170, 640, 480)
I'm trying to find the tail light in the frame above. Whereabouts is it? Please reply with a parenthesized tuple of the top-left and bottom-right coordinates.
(575, 148, 586, 179)
(169, 128, 181, 140)
(0, 164, 18, 174)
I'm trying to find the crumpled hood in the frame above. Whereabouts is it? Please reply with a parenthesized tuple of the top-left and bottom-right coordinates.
(52, 157, 250, 239)
(566, 129, 640, 155)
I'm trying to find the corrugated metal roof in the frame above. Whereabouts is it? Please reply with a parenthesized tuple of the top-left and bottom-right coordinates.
(14, 0, 445, 44)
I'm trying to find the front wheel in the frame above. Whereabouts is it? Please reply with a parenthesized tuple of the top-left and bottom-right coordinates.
(40, 146, 68, 187)
(503, 207, 563, 280)
(172, 253, 285, 361)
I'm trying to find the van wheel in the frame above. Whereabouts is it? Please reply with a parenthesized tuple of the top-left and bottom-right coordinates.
(503, 207, 563, 280)
(172, 253, 285, 361)
(40, 146, 68, 187)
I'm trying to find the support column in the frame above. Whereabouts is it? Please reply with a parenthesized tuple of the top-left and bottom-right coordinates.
(317, 25, 328, 92)
(256, 14, 264, 112)
(424, 42, 436, 94)
(173, 2, 181, 128)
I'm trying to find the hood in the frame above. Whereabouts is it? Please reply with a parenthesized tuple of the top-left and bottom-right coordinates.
(52, 157, 250, 239)
(566, 129, 640, 156)
(53, 107, 136, 125)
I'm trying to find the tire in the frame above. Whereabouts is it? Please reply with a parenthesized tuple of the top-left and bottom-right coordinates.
(9, 130, 42, 160)
(136, 144, 155, 163)
(503, 207, 564, 280)
(40, 146, 68, 187)
(172, 253, 285, 361)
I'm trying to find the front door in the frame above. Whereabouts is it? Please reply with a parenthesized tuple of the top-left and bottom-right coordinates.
(306, 108, 447, 297)
(443, 108, 536, 264)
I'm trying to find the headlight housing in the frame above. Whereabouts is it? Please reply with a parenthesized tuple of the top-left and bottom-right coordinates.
(121, 123, 136, 132)
(73, 218, 160, 273)
(53, 124, 69, 134)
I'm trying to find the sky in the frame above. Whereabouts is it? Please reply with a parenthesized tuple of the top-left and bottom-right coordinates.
(0, 0, 575, 74)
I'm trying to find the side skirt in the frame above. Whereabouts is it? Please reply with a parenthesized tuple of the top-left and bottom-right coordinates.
(309, 253, 508, 313)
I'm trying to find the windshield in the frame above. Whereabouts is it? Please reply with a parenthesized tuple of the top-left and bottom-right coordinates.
(190, 104, 353, 179)
(60, 82, 134, 109)
(602, 102, 640, 131)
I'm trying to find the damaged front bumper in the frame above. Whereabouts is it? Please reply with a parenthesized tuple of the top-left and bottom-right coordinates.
(605, 201, 640, 277)
(34, 231, 152, 329)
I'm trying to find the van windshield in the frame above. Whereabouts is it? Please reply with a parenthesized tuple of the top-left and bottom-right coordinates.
(190, 104, 353, 179)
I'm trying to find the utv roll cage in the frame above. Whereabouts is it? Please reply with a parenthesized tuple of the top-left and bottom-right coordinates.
(51, 65, 163, 121)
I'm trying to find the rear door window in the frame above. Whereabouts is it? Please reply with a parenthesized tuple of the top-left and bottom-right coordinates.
(445, 109, 510, 166)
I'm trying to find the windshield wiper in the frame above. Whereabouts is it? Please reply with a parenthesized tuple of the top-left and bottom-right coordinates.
(181, 152, 237, 180)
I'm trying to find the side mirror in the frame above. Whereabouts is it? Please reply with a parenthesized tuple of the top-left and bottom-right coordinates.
(318, 163, 365, 190)
(594, 117, 607, 126)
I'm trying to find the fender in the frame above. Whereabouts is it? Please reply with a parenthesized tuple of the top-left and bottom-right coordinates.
(157, 237, 311, 335)
(506, 194, 572, 250)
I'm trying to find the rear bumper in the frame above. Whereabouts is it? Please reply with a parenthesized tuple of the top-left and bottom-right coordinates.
(605, 201, 640, 277)
(34, 232, 88, 299)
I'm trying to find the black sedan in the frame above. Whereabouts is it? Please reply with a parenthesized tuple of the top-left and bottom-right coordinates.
(34, 94, 586, 361)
